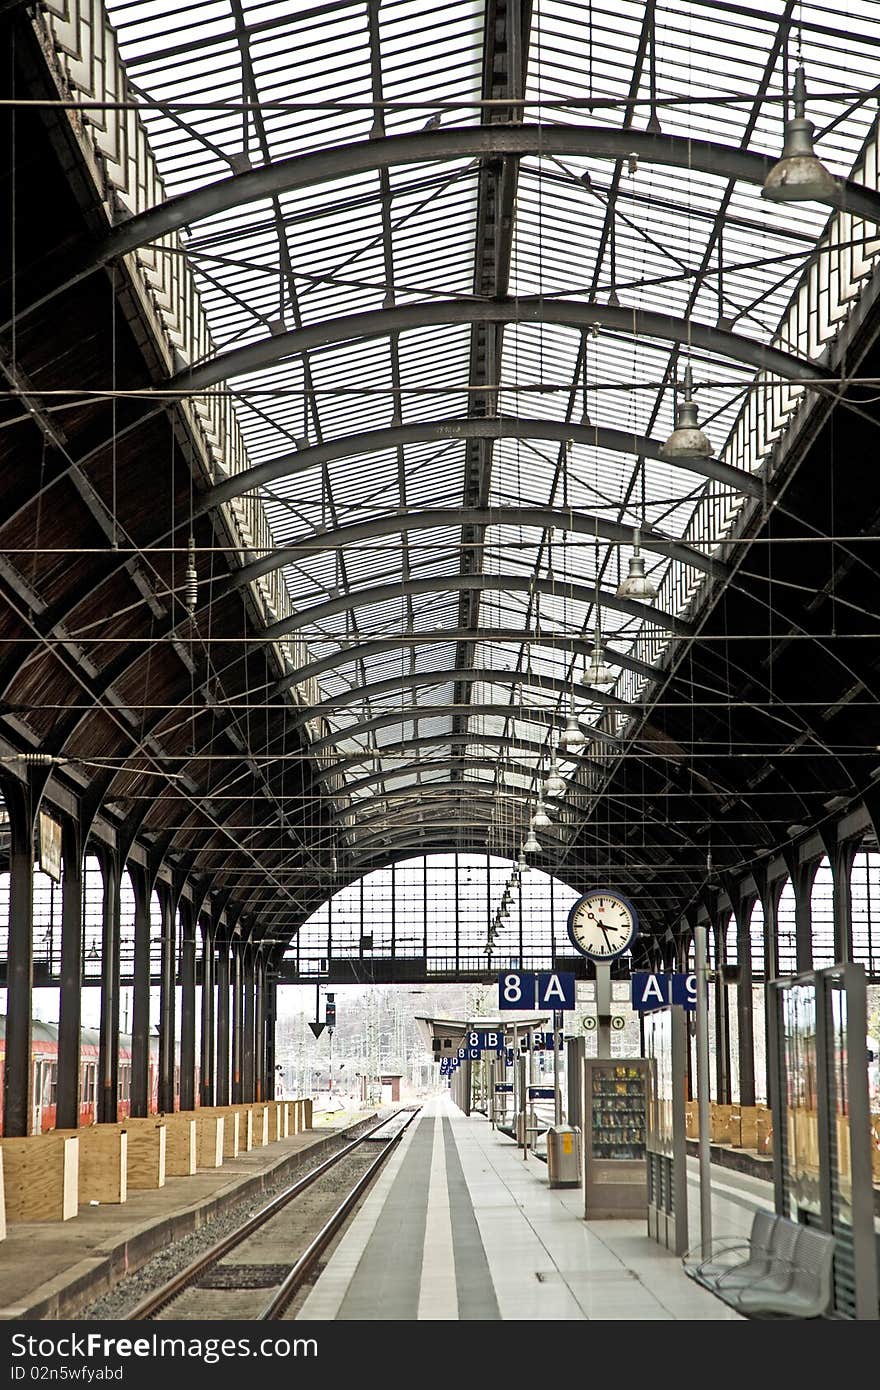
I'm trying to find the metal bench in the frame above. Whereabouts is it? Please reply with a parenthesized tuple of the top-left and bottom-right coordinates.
(683, 1209, 780, 1293)
(683, 1212, 835, 1319)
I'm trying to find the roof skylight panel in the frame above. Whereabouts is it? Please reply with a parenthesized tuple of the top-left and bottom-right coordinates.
(112, 4, 234, 60)
(402, 522, 463, 564)
(409, 641, 462, 675)
(377, 0, 482, 123)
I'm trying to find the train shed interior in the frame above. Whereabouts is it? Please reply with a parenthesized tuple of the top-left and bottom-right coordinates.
(0, 0, 879, 1329)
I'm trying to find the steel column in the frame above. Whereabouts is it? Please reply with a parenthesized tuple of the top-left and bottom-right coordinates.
(265, 971, 277, 1098)
(830, 841, 857, 964)
(253, 958, 265, 1102)
(157, 885, 177, 1114)
(231, 943, 243, 1104)
(242, 950, 256, 1102)
(783, 850, 819, 974)
(734, 896, 757, 1106)
(179, 906, 197, 1111)
(199, 923, 215, 1107)
(215, 946, 231, 1106)
(713, 917, 732, 1104)
(56, 816, 83, 1130)
(1, 781, 34, 1136)
(129, 864, 152, 1117)
(97, 850, 121, 1124)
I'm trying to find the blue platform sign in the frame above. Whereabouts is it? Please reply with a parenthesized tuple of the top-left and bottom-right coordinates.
(671, 972, 699, 1009)
(537, 972, 576, 1009)
(495, 1083, 513, 1094)
(467, 1030, 504, 1051)
(498, 970, 576, 1010)
(631, 971, 698, 1012)
(528, 1086, 556, 1100)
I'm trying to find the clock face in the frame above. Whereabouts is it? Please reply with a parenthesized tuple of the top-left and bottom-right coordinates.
(567, 890, 639, 961)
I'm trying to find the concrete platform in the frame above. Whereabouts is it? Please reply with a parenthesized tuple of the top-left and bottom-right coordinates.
(297, 1094, 775, 1321)
(0, 1112, 372, 1321)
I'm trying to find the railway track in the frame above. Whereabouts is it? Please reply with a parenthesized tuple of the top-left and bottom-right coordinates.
(126, 1106, 421, 1322)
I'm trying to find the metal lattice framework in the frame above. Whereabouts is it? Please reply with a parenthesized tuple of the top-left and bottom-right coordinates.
(2, 0, 880, 962)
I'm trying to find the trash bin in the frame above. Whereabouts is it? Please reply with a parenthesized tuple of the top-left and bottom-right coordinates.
(546, 1125, 581, 1187)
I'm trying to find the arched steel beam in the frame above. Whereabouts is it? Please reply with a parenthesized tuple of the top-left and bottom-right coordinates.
(329, 757, 563, 804)
(233, 506, 726, 596)
(3, 511, 697, 733)
(291, 667, 635, 741)
(351, 817, 527, 851)
(94, 125, 880, 265)
(332, 780, 673, 836)
(264, 573, 683, 644)
(173, 298, 821, 393)
(322, 748, 736, 856)
(344, 798, 567, 842)
(283, 628, 658, 696)
(315, 730, 590, 787)
(306, 701, 620, 757)
(199, 416, 764, 509)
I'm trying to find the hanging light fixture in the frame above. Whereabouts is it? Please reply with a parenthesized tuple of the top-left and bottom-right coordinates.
(543, 754, 565, 799)
(616, 528, 658, 601)
(517, 847, 528, 873)
(762, 66, 839, 204)
(184, 536, 198, 614)
(560, 699, 585, 752)
(532, 797, 552, 829)
(660, 365, 711, 462)
(584, 631, 616, 687)
(523, 830, 541, 854)
(585, 535, 617, 687)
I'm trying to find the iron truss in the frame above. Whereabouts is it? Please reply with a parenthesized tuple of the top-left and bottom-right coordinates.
(1, 0, 880, 959)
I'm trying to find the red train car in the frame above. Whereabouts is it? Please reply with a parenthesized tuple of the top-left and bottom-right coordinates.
(0, 1016, 164, 1133)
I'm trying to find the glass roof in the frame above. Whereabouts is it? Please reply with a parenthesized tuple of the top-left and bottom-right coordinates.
(103, 0, 880, 862)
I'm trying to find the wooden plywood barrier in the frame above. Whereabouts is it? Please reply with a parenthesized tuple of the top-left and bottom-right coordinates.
(273, 1103, 282, 1142)
(197, 1108, 239, 1159)
(738, 1107, 759, 1149)
(122, 1120, 167, 1190)
(280, 1102, 290, 1138)
(870, 1112, 880, 1182)
(54, 1127, 127, 1205)
(239, 1108, 253, 1152)
(712, 1104, 736, 1144)
(255, 1104, 269, 1147)
(222, 1110, 240, 1159)
(756, 1110, 773, 1155)
(1, 1135, 79, 1222)
(303, 1098, 313, 1130)
(195, 1114, 224, 1169)
(161, 1114, 197, 1176)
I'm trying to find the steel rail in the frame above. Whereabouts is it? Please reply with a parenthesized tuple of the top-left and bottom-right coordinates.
(258, 1106, 422, 1319)
(125, 1107, 419, 1320)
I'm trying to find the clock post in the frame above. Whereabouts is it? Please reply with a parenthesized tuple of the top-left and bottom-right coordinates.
(595, 960, 613, 1059)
